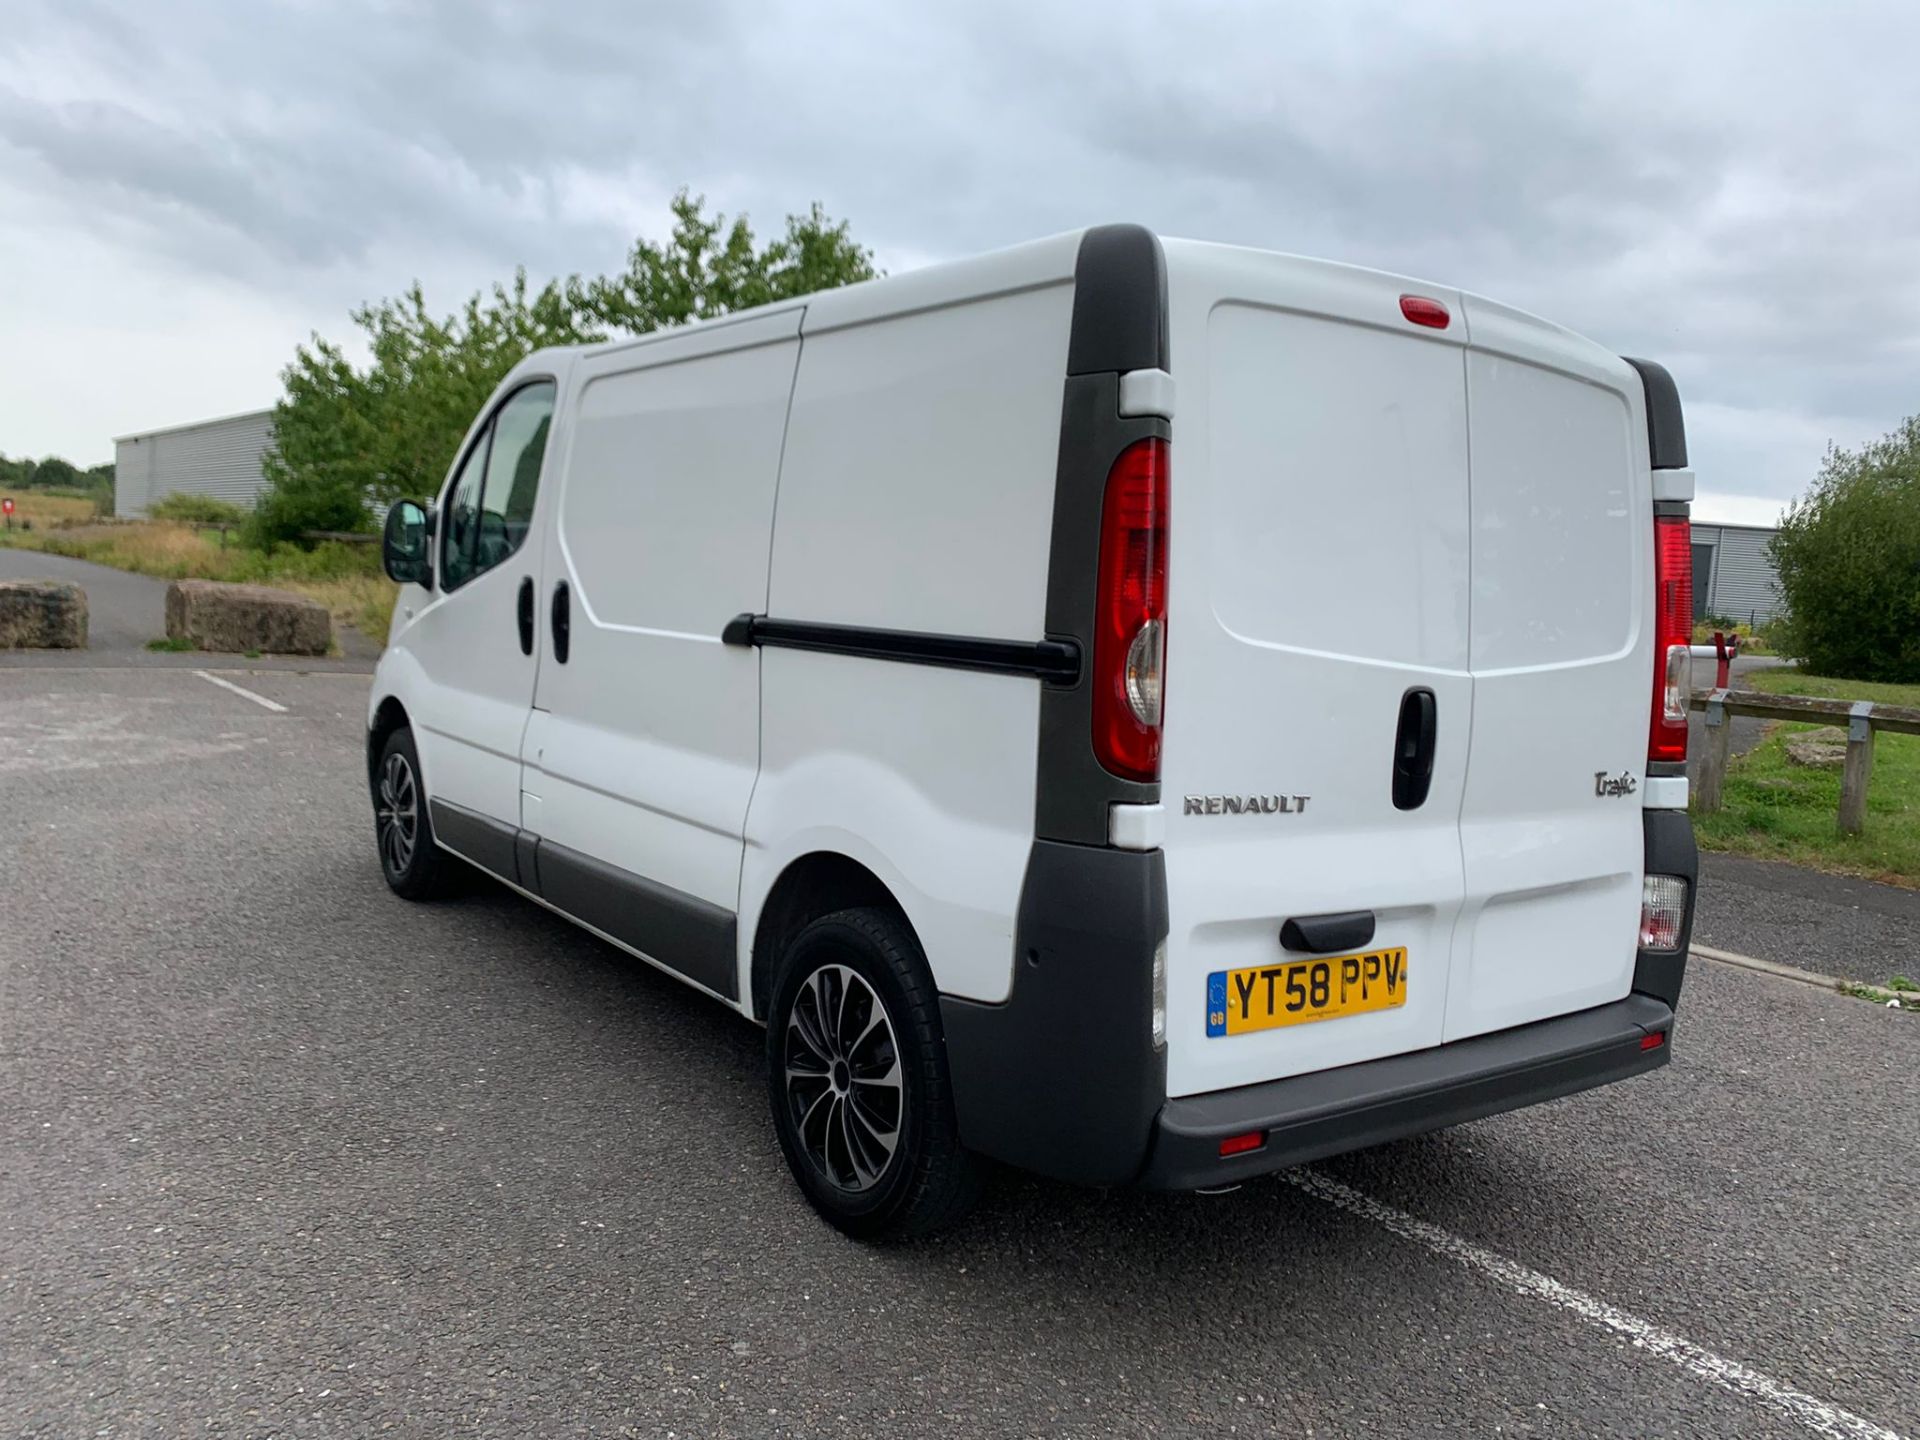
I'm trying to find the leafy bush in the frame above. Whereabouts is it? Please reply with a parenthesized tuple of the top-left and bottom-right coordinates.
(1770, 414, 1920, 682)
(242, 463, 371, 549)
(148, 493, 248, 525)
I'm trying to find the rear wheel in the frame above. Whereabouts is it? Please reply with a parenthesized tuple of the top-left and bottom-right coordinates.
(373, 726, 452, 900)
(766, 907, 977, 1239)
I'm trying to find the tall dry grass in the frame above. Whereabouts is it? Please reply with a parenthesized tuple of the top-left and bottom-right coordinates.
(3, 492, 98, 526)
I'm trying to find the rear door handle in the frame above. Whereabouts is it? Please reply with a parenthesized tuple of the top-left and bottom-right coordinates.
(516, 577, 534, 656)
(1281, 911, 1377, 954)
(550, 580, 571, 664)
(1392, 687, 1437, 811)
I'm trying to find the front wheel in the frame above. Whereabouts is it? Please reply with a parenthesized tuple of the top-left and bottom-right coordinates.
(373, 726, 453, 900)
(766, 907, 977, 1239)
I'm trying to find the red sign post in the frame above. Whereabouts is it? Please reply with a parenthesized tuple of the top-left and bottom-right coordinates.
(1, 496, 13, 529)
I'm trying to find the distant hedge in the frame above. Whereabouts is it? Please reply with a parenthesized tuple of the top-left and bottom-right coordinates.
(148, 494, 248, 525)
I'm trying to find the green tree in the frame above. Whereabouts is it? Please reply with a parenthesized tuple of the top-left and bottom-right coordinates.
(575, 191, 877, 334)
(84, 463, 115, 517)
(258, 190, 876, 547)
(28, 456, 80, 490)
(260, 269, 598, 544)
(1770, 414, 1920, 682)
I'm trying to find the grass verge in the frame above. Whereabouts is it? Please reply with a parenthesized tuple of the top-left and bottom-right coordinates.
(0, 520, 396, 644)
(1742, 669, 1920, 708)
(1693, 671, 1920, 887)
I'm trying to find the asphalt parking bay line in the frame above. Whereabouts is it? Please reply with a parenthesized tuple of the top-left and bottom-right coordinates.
(192, 669, 289, 713)
(1286, 1169, 1908, 1440)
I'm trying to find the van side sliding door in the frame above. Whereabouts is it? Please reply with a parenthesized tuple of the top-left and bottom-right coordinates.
(518, 311, 804, 1004)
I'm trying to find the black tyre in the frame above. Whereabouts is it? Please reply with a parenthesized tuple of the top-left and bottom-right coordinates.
(766, 907, 978, 1239)
(372, 726, 453, 900)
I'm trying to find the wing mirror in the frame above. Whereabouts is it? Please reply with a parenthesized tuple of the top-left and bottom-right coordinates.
(382, 500, 432, 587)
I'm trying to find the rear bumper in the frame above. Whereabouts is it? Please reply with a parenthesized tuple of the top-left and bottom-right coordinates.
(943, 817, 1693, 1191)
(1137, 993, 1674, 1190)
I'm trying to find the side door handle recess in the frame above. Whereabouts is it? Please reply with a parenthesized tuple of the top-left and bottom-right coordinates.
(1281, 911, 1377, 954)
(1393, 687, 1438, 811)
(516, 577, 535, 656)
(551, 580, 571, 664)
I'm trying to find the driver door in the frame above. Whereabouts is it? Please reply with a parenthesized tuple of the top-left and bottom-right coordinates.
(404, 378, 557, 861)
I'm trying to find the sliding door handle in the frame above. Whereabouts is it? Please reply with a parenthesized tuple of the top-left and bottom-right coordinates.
(550, 580, 571, 664)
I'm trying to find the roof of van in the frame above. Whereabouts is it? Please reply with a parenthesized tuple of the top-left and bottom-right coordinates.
(574, 228, 1090, 365)
(547, 224, 1609, 386)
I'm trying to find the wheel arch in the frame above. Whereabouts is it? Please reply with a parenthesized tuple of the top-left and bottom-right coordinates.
(748, 851, 907, 1022)
(367, 695, 411, 797)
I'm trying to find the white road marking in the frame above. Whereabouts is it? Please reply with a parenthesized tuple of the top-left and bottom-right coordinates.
(192, 670, 287, 713)
(1286, 1169, 1906, 1440)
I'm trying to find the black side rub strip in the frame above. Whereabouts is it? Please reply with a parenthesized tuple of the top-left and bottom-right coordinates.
(723, 613, 1081, 685)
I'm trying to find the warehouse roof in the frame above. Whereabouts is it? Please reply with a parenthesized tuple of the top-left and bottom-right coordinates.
(114, 406, 274, 445)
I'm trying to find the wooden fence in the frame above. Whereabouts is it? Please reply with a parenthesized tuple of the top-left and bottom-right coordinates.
(185, 523, 377, 547)
(1691, 689, 1920, 834)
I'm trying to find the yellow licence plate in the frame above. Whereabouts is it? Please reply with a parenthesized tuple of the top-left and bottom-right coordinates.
(1206, 948, 1408, 1037)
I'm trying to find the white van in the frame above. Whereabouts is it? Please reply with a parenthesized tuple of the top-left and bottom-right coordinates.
(369, 225, 1699, 1237)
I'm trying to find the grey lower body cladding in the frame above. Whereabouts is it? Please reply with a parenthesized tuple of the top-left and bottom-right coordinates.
(426, 797, 739, 1002)
(942, 818, 1691, 1191)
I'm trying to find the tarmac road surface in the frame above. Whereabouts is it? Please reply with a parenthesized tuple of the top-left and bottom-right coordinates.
(1, 662, 1914, 1439)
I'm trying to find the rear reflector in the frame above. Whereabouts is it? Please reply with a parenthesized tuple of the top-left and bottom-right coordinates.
(1219, 1130, 1266, 1158)
(1399, 295, 1450, 330)
(1649, 515, 1693, 763)
(1640, 1032, 1667, 1052)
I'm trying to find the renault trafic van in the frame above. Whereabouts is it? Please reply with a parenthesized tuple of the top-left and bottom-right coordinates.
(369, 225, 1699, 1237)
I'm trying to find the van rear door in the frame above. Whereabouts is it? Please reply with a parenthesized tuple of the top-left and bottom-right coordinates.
(1442, 298, 1653, 1042)
(1161, 254, 1474, 1099)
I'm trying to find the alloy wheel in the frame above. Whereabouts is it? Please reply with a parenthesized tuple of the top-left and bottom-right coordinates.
(783, 963, 904, 1192)
(376, 751, 418, 876)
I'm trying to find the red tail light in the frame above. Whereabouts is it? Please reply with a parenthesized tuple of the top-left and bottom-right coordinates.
(1649, 514, 1693, 763)
(1093, 438, 1169, 782)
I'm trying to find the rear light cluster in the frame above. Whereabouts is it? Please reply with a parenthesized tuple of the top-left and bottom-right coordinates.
(1093, 438, 1170, 782)
(1639, 874, 1689, 951)
(1649, 514, 1693, 763)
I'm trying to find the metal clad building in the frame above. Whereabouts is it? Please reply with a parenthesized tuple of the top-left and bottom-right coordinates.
(114, 409, 274, 517)
(1691, 522, 1782, 625)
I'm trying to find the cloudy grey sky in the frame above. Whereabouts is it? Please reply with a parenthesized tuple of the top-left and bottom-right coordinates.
(4, 0, 1917, 522)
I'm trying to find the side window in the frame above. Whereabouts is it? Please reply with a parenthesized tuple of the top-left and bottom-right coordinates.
(476, 382, 556, 574)
(440, 429, 492, 592)
(439, 381, 556, 592)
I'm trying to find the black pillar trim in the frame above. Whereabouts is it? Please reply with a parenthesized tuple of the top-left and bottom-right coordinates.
(1623, 357, 1689, 470)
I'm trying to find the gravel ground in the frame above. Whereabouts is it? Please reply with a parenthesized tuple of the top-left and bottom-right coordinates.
(1, 665, 1913, 1440)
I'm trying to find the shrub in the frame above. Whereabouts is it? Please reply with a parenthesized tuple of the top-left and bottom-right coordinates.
(242, 467, 372, 549)
(148, 494, 248, 525)
(1770, 415, 1920, 683)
